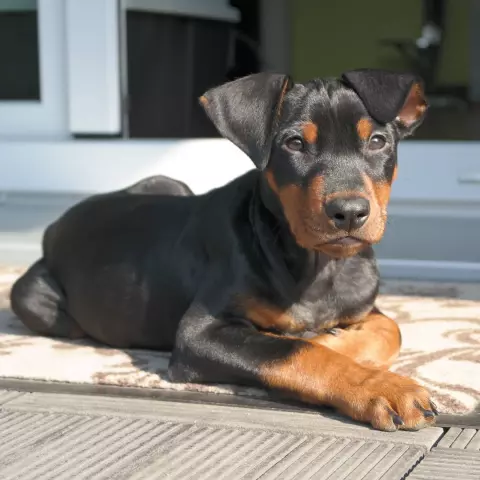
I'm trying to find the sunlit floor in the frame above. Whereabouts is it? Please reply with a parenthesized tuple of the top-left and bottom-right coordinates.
(3, 388, 479, 480)
(2, 267, 480, 479)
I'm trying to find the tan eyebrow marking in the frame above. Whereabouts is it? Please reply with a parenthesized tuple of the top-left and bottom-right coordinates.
(302, 122, 318, 144)
(356, 118, 373, 141)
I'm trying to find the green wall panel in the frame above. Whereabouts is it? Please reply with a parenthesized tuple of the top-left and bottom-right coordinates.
(291, 0, 469, 85)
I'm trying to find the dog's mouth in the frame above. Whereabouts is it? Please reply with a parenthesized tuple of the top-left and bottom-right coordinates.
(325, 236, 364, 246)
(297, 221, 380, 256)
(307, 232, 367, 248)
(304, 223, 368, 246)
(311, 235, 369, 258)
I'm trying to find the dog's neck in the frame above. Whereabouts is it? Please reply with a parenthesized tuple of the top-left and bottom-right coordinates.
(252, 175, 341, 287)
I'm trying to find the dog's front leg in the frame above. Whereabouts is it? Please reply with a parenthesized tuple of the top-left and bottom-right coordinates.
(168, 302, 436, 431)
(309, 308, 402, 369)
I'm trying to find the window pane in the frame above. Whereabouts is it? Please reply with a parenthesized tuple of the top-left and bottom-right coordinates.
(0, 0, 40, 100)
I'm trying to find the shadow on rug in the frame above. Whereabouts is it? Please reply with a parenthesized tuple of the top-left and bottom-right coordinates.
(1, 267, 479, 415)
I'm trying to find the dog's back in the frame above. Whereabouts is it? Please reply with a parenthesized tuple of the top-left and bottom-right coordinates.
(10, 175, 196, 348)
(125, 175, 193, 196)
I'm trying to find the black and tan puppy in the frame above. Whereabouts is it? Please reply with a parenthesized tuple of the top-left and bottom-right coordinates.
(11, 69, 437, 431)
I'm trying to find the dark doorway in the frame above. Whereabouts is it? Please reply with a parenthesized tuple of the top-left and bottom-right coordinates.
(125, 2, 261, 139)
(226, 0, 261, 81)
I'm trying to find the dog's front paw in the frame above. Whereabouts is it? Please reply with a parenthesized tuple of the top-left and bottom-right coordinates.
(344, 370, 438, 431)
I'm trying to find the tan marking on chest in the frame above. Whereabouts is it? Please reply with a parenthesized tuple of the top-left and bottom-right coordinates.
(242, 298, 305, 333)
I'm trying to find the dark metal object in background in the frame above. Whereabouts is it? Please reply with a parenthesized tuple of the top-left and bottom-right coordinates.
(381, 0, 469, 110)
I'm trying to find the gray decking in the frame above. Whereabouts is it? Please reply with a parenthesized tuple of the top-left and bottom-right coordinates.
(0, 389, 478, 479)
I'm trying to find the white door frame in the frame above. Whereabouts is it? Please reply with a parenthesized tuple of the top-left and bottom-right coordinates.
(65, 0, 122, 136)
(0, 0, 123, 138)
(0, 0, 240, 139)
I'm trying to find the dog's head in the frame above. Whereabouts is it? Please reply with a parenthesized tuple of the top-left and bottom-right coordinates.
(200, 69, 427, 258)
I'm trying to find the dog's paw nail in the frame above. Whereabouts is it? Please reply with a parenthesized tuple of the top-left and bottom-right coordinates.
(430, 401, 439, 415)
(387, 408, 404, 426)
(414, 400, 436, 418)
(392, 414, 404, 426)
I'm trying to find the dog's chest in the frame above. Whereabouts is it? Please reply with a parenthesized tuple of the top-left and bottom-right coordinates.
(286, 256, 378, 332)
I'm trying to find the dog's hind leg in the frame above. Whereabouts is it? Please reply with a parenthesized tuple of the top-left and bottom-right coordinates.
(10, 259, 85, 339)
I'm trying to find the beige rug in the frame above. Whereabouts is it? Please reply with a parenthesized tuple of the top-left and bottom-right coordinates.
(1, 267, 479, 415)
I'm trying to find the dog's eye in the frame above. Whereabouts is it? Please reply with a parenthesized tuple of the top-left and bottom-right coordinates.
(368, 135, 387, 150)
(285, 137, 304, 152)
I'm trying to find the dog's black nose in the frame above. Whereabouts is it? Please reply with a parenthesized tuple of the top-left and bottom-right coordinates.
(325, 197, 370, 230)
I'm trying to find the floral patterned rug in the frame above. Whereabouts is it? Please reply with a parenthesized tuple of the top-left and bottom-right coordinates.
(1, 266, 479, 415)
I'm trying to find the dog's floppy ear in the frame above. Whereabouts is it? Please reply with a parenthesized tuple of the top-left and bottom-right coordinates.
(199, 73, 293, 169)
(341, 69, 428, 137)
